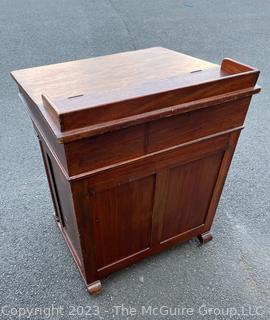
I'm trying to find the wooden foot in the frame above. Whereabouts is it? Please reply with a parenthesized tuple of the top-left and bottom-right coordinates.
(87, 280, 102, 295)
(198, 231, 213, 244)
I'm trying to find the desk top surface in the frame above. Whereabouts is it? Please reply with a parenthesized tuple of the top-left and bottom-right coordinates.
(11, 47, 218, 107)
(11, 47, 259, 141)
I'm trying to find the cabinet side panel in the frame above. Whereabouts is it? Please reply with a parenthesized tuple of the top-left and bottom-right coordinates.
(161, 152, 223, 242)
(90, 176, 155, 269)
(19, 90, 68, 171)
(46, 153, 83, 264)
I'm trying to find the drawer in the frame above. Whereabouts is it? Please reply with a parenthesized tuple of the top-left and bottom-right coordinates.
(147, 97, 250, 152)
(64, 97, 250, 176)
(65, 124, 146, 175)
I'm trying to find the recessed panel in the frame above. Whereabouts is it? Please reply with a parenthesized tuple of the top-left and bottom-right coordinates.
(161, 152, 223, 241)
(91, 176, 155, 268)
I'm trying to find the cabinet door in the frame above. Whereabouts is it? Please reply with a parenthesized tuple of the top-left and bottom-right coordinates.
(90, 176, 155, 269)
(160, 152, 223, 242)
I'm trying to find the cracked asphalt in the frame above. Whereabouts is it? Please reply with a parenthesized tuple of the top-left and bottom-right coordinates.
(0, 0, 269, 319)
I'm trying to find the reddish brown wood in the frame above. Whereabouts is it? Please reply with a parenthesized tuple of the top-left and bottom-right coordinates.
(203, 130, 242, 232)
(147, 97, 251, 153)
(87, 281, 102, 295)
(160, 152, 223, 242)
(65, 124, 146, 175)
(91, 176, 155, 268)
(41, 69, 258, 132)
(198, 231, 213, 244)
(150, 169, 170, 246)
(11, 47, 260, 294)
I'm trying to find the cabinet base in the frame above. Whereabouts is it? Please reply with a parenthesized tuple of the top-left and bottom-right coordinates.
(198, 231, 213, 244)
(87, 281, 102, 295)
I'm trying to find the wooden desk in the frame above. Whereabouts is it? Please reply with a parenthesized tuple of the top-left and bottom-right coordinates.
(11, 47, 260, 295)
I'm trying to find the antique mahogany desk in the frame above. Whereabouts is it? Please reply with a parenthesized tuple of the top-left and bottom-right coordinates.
(11, 47, 260, 294)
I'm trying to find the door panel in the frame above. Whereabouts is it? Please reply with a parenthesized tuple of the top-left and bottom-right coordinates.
(90, 151, 224, 269)
(161, 152, 223, 241)
(91, 176, 155, 269)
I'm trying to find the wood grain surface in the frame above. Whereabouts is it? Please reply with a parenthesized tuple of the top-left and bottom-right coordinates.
(11, 47, 260, 294)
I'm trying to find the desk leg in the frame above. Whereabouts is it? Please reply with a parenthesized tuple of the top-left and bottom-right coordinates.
(198, 231, 213, 244)
(87, 281, 102, 295)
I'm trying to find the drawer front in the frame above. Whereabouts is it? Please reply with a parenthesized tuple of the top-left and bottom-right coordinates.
(147, 97, 250, 153)
(65, 124, 146, 176)
(65, 97, 249, 176)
